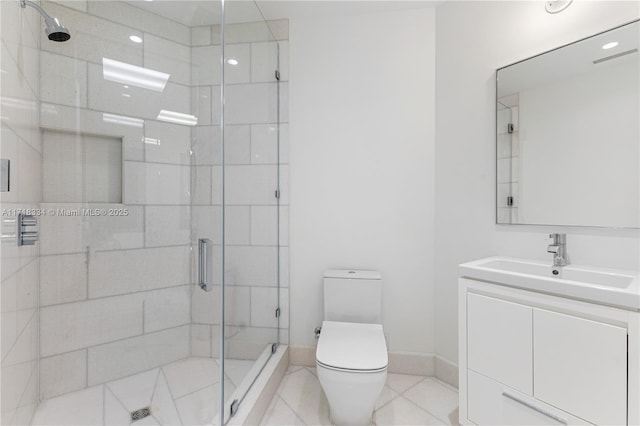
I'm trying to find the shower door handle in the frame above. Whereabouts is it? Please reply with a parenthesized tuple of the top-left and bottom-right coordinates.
(199, 238, 212, 292)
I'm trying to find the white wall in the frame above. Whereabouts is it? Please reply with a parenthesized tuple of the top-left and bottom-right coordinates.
(435, 1, 640, 365)
(289, 8, 436, 355)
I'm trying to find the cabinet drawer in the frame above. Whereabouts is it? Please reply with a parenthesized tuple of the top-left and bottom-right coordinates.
(534, 309, 627, 426)
(468, 369, 592, 426)
(467, 293, 533, 394)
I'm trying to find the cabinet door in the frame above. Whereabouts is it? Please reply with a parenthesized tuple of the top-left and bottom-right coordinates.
(534, 309, 627, 426)
(467, 293, 533, 394)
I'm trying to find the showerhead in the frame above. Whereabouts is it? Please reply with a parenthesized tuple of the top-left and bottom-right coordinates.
(20, 0, 70, 42)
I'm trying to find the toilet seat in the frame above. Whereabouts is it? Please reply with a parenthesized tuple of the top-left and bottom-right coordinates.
(316, 321, 388, 372)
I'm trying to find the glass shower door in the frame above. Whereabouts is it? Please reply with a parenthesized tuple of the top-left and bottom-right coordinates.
(222, 0, 281, 421)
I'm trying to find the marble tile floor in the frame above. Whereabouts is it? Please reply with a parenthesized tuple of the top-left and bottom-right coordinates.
(259, 366, 460, 426)
(31, 357, 255, 426)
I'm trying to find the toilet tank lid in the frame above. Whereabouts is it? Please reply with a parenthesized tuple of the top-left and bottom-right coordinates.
(324, 270, 381, 280)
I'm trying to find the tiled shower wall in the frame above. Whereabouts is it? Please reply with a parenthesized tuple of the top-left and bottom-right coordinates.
(36, 0, 193, 400)
(32, 0, 289, 402)
(189, 20, 290, 360)
(1, 1, 42, 425)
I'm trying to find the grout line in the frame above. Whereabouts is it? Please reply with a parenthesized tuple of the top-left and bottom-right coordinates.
(148, 368, 162, 408)
(158, 368, 186, 426)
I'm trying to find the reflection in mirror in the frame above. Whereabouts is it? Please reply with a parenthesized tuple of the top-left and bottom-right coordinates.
(496, 20, 639, 228)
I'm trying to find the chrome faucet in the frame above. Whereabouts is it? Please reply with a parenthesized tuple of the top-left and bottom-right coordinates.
(547, 233, 569, 267)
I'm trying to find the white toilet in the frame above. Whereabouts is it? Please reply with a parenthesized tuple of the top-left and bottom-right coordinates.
(316, 270, 388, 426)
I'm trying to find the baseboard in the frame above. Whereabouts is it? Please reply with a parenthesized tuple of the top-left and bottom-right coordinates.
(435, 355, 459, 389)
(288, 345, 316, 367)
(289, 345, 449, 378)
(387, 351, 435, 375)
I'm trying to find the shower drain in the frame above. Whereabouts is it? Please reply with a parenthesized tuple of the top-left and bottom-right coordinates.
(131, 407, 151, 422)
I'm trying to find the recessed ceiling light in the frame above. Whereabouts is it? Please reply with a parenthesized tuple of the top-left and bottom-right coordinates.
(129, 35, 143, 44)
(226, 58, 239, 66)
(602, 42, 619, 50)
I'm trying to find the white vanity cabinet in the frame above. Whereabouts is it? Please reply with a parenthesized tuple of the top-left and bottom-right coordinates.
(459, 276, 639, 426)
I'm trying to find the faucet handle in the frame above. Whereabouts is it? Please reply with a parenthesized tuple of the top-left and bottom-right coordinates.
(549, 233, 566, 244)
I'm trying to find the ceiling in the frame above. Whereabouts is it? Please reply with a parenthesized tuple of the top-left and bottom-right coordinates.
(124, 0, 443, 27)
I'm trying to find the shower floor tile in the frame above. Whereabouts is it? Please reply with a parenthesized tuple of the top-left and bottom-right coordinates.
(259, 366, 460, 426)
(31, 357, 255, 426)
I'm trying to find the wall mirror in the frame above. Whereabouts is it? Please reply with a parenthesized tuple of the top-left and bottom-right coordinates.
(496, 20, 639, 228)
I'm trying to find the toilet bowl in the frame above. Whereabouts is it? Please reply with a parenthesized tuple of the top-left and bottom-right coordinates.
(316, 321, 388, 425)
(315, 270, 388, 426)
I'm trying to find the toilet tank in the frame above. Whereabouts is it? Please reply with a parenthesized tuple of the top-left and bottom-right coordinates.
(324, 270, 382, 324)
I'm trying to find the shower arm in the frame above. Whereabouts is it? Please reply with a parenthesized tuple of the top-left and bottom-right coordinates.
(20, 0, 57, 25)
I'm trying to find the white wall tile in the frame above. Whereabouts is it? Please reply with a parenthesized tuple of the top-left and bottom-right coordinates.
(225, 326, 278, 360)
(225, 286, 251, 326)
(16, 141, 42, 204)
(267, 19, 289, 41)
(250, 287, 287, 328)
(226, 206, 250, 245)
(224, 43, 252, 84)
(193, 126, 221, 165)
(192, 206, 222, 244)
(225, 22, 272, 44)
(280, 206, 289, 246)
(40, 52, 87, 108)
(42, 131, 122, 203)
(1, 361, 36, 417)
(225, 165, 278, 205)
(191, 26, 211, 46)
(89, 246, 190, 298)
(4, 311, 37, 366)
(39, 350, 87, 399)
(225, 125, 251, 164)
(191, 285, 251, 327)
(144, 286, 191, 333)
(250, 206, 278, 246)
(0, 44, 39, 146)
(192, 86, 212, 126)
(86, 1, 189, 45)
(124, 162, 190, 205)
(88, 63, 190, 121)
(251, 123, 288, 164)
(192, 166, 213, 205)
(40, 254, 87, 306)
(145, 120, 192, 165)
(225, 246, 278, 286)
(40, 294, 143, 357)
(39, 204, 144, 255)
(191, 45, 221, 86)
(224, 83, 278, 124)
(211, 165, 223, 205)
(191, 324, 212, 357)
(87, 325, 189, 385)
(144, 34, 191, 86)
(145, 206, 191, 247)
(41, 2, 144, 65)
(40, 104, 144, 161)
(251, 41, 289, 83)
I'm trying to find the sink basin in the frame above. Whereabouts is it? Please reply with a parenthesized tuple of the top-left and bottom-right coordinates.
(459, 256, 639, 310)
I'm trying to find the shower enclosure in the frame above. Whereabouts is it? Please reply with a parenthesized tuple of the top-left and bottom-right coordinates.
(0, 1, 287, 424)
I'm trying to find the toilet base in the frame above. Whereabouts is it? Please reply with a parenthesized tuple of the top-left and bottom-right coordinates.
(317, 363, 387, 426)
